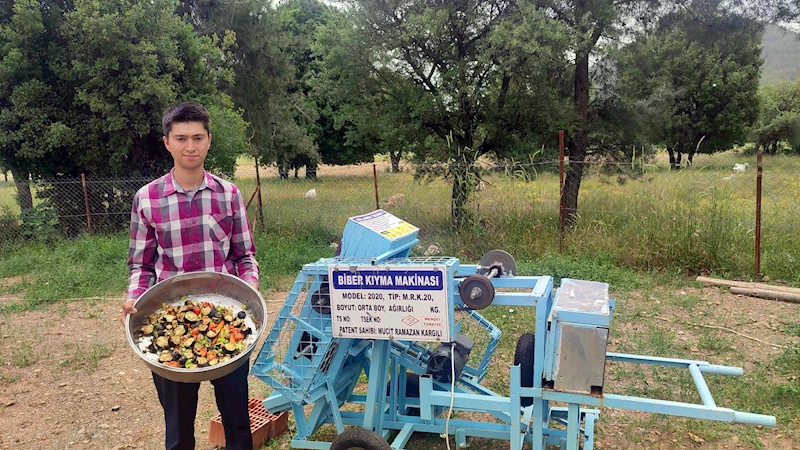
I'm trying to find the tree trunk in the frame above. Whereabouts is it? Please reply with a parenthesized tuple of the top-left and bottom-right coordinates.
(667, 146, 677, 169)
(563, 47, 591, 229)
(305, 163, 317, 180)
(12, 169, 33, 212)
(278, 163, 289, 179)
(389, 149, 402, 173)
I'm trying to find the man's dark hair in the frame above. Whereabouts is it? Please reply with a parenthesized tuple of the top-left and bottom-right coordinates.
(162, 102, 210, 137)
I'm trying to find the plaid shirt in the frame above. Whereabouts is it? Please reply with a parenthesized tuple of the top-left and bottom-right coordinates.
(126, 170, 259, 301)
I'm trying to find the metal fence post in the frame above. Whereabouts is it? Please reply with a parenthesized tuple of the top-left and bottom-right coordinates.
(559, 130, 565, 252)
(373, 163, 380, 210)
(254, 154, 264, 226)
(755, 150, 763, 278)
(81, 173, 93, 236)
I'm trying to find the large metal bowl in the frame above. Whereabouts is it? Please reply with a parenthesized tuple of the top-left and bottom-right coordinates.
(125, 272, 267, 383)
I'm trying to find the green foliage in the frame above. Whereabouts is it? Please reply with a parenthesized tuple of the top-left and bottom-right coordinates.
(0, 205, 20, 247)
(520, 252, 654, 292)
(754, 80, 800, 154)
(18, 202, 61, 243)
(311, 1, 572, 227)
(180, 0, 318, 178)
(0, 0, 249, 234)
(616, 0, 763, 166)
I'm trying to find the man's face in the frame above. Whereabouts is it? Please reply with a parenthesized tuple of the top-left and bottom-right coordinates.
(163, 121, 211, 172)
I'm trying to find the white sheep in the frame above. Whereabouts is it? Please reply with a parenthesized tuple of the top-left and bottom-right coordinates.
(723, 174, 735, 181)
(304, 188, 317, 199)
(732, 163, 749, 174)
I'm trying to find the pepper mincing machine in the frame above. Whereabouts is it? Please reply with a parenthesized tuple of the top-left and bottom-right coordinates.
(252, 210, 775, 449)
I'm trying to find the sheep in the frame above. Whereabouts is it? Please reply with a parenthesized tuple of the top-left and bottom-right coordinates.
(732, 163, 749, 174)
(304, 188, 317, 199)
(384, 193, 405, 207)
(723, 174, 735, 181)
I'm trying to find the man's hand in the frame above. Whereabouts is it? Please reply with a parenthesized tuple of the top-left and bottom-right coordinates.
(250, 283, 259, 293)
(121, 299, 138, 325)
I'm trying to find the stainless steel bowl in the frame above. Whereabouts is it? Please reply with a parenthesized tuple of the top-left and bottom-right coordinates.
(125, 272, 267, 383)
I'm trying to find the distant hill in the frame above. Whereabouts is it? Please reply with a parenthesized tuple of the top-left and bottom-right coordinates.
(761, 25, 800, 85)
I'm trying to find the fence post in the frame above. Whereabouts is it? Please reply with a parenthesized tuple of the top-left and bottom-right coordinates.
(559, 130, 565, 252)
(373, 163, 380, 210)
(81, 173, 93, 236)
(254, 154, 264, 226)
(755, 150, 763, 278)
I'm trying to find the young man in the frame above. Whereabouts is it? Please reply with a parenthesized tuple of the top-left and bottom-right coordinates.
(122, 102, 259, 450)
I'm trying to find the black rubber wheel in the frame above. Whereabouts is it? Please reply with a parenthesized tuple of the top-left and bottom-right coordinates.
(330, 428, 392, 450)
(513, 333, 535, 407)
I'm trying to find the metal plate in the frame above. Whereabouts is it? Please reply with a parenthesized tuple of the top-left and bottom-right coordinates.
(479, 250, 517, 276)
(553, 324, 608, 395)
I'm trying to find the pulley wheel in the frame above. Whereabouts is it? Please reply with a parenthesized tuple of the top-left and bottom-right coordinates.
(479, 249, 517, 277)
(459, 275, 495, 310)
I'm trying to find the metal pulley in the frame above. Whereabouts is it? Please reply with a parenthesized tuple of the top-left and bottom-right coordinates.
(478, 249, 517, 278)
(459, 275, 495, 310)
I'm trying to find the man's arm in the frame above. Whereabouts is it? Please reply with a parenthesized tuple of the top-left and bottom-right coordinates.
(230, 187, 259, 289)
(126, 191, 157, 303)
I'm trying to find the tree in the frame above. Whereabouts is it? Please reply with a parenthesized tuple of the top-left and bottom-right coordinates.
(315, 1, 571, 228)
(279, 0, 379, 171)
(753, 80, 800, 154)
(178, 0, 318, 179)
(0, 0, 70, 212)
(617, 1, 763, 169)
(1, 0, 247, 236)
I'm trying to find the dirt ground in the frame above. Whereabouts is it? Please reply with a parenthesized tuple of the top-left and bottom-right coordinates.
(0, 285, 798, 450)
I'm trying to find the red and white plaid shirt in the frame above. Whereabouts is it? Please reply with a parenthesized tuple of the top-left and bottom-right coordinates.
(126, 170, 259, 301)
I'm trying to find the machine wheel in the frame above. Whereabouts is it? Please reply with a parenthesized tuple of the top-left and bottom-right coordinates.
(514, 333, 535, 407)
(459, 275, 495, 310)
(330, 428, 392, 450)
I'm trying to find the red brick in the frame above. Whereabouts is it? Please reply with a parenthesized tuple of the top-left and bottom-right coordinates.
(208, 398, 288, 448)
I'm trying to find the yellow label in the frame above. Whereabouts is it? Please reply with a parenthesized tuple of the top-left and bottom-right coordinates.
(380, 221, 417, 240)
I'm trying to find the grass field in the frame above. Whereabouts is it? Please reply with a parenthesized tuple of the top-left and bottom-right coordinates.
(1, 151, 798, 282)
(0, 233, 798, 449)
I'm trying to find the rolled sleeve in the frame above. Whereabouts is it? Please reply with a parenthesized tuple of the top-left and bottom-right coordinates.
(126, 192, 156, 301)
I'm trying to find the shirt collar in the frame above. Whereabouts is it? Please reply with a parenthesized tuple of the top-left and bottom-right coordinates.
(162, 169, 216, 197)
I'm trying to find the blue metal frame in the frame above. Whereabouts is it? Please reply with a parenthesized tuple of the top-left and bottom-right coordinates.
(252, 210, 775, 449)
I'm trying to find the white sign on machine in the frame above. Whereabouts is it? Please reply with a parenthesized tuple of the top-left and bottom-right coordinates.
(329, 266, 450, 342)
(349, 210, 418, 240)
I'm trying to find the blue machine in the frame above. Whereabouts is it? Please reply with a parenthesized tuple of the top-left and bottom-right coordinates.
(252, 210, 775, 450)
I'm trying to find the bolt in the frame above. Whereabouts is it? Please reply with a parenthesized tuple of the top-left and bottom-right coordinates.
(470, 287, 482, 299)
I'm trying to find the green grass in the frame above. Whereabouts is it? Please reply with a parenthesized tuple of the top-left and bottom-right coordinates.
(0, 230, 336, 312)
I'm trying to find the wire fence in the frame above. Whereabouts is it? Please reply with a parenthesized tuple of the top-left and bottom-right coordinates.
(0, 152, 797, 282)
